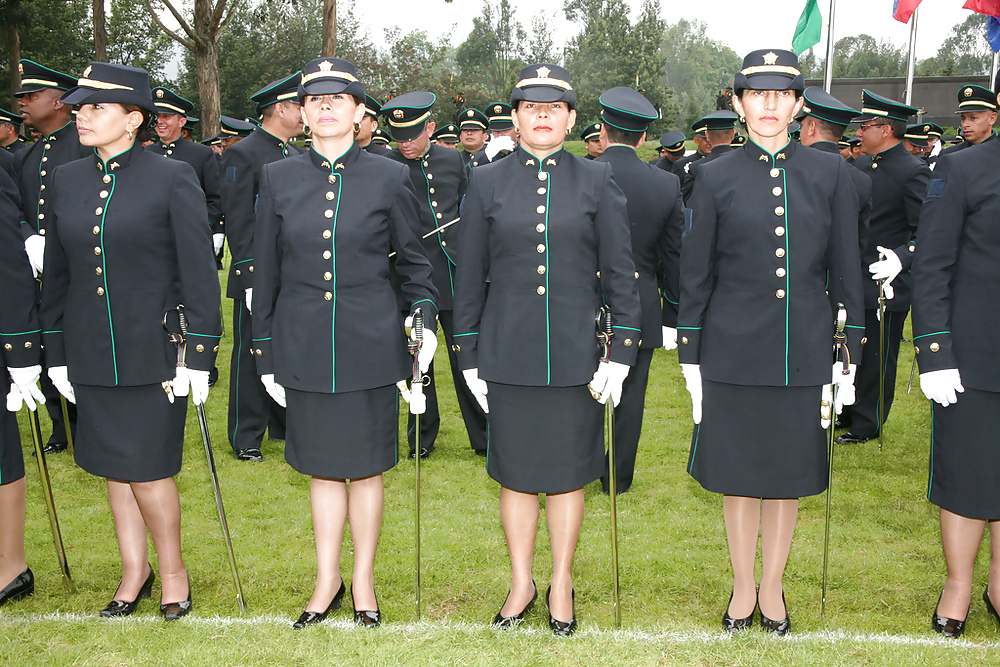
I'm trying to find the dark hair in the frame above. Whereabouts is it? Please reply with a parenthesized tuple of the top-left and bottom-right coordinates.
(888, 119, 906, 140)
(261, 99, 300, 119)
(809, 116, 846, 141)
(706, 128, 735, 146)
(605, 124, 643, 147)
(122, 104, 156, 143)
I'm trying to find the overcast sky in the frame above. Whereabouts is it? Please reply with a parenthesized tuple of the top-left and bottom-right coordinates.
(352, 0, 981, 62)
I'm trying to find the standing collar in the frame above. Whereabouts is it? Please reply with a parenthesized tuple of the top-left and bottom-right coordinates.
(516, 146, 567, 170)
(44, 120, 77, 142)
(743, 136, 797, 163)
(308, 141, 360, 172)
(809, 140, 840, 155)
(92, 140, 144, 174)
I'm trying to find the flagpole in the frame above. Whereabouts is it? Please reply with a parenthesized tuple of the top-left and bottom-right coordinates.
(991, 51, 999, 90)
(903, 6, 919, 106)
(823, 0, 836, 93)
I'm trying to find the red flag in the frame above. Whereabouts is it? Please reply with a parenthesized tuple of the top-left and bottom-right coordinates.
(892, 0, 923, 23)
(964, 0, 1000, 17)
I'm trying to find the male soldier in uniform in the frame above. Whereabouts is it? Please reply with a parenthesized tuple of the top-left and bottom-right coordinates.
(651, 130, 685, 168)
(356, 95, 391, 156)
(670, 114, 716, 177)
(382, 92, 488, 458)
(371, 128, 391, 147)
(457, 108, 488, 164)
(902, 125, 931, 158)
(0, 109, 27, 155)
(595, 87, 684, 494)
(14, 59, 87, 453)
(220, 115, 255, 150)
(469, 103, 517, 166)
(796, 86, 872, 258)
(580, 122, 604, 159)
(942, 85, 996, 155)
(432, 123, 460, 148)
(147, 87, 224, 260)
(837, 90, 930, 444)
(220, 73, 304, 461)
(679, 110, 738, 201)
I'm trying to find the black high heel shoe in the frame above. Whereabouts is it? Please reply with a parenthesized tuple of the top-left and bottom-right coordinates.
(932, 593, 967, 638)
(546, 586, 577, 637)
(985, 588, 1000, 629)
(351, 584, 381, 628)
(160, 574, 192, 621)
(760, 592, 791, 636)
(492, 580, 537, 628)
(293, 580, 346, 629)
(722, 591, 755, 633)
(0, 567, 34, 606)
(101, 566, 155, 617)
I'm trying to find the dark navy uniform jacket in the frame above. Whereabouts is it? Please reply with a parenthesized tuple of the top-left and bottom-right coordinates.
(362, 141, 392, 157)
(940, 131, 995, 156)
(680, 144, 732, 202)
(912, 139, 1000, 392)
(386, 143, 467, 310)
(40, 143, 221, 386)
(669, 150, 704, 178)
(16, 121, 90, 241)
(148, 136, 223, 232)
(0, 148, 19, 182)
(596, 145, 684, 345)
(220, 127, 302, 299)
(0, 168, 40, 368)
(811, 140, 872, 257)
(678, 140, 863, 387)
(853, 142, 930, 312)
(3, 138, 28, 158)
(453, 147, 642, 387)
(251, 144, 438, 394)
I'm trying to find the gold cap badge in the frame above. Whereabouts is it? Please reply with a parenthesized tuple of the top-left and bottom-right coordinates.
(156, 89, 164, 98)
(763, 52, 779, 66)
(83, 65, 92, 78)
(536, 65, 551, 78)
(494, 105, 502, 113)
(393, 109, 404, 119)
(964, 87, 973, 97)
(18, 63, 23, 75)
(318, 60, 333, 72)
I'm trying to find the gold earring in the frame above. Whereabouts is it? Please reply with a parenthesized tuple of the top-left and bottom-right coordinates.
(126, 129, 134, 141)
(565, 128, 571, 135)
(739, 116, 745, 124)
(353, 121, 361, 133)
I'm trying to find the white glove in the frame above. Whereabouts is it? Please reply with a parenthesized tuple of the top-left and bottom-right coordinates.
(405, 379, 426, 415)
(588, 360, 630, 407)
(6, 384, 25, 412)
(404, 315, 438, 374)
(7, 365, 46, 411)
(188, 369, 210, 406)
(680, 363, 702, 424)
(47, 366, 75, 404)
(462, 368, 489, 413)
(832, 363, 857, 414)
(24, 234, 45, 277)
(244, 287, 252, 314)
(662, 326, 678, 351)
(869, 246, 902, 289)
(213, 233, 225, 254)
(170, 366, 190, 400)
(919, 368, 964, 407)
(261, 373, 286, 408)
(484, 135, 515, 161)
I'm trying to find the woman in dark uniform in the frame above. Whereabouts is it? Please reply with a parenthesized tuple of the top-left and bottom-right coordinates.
(453, 64, 641, 635)
(251, 58, 437, 629)
(0, 165, 46, 605)
(912, 113, 1000, 638)
(40, 63, 221, 620)
(677, 50, 863, 634)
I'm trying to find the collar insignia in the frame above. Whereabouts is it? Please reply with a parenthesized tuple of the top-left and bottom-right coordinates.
(393, 109, 404, 119)
(321, 160, 330, 168)
(536, 66, 551, 78)
(525, 159, 535, 166)
(109, 162, 120, 170)
(763, 52, 779, 66)
(759, 154, 768, 161)
(318, 60, 333, 72)
(776, 153, 785, 160)
(83, 65, 92, 78)
(335, 163, 345, 170)
(546, 158, 556, 166)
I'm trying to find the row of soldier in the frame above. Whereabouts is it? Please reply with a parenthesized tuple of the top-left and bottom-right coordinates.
(0, 52, 997, 639)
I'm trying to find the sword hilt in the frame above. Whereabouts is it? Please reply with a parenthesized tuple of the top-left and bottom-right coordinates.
(411, 309, 423, 384)
(597, 307, 614, 362)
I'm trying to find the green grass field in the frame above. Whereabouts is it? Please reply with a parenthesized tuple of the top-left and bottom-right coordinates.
(4, 196, 999, 665)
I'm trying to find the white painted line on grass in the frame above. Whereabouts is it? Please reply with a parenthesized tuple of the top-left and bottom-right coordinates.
(1, 612, 998, 649)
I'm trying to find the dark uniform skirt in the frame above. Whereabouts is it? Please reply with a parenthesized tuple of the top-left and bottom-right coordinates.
(929, 388, 1000, 521)
(75, 383, 187, 483)
(284, 385, 398, 479)
(485, 382, 603, 494)
(0, 375, 25, 485)
(687, 380, 827, 499)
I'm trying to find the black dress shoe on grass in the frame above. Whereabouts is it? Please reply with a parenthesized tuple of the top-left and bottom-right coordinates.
(722, 592, 755, 633)
(835, 432, 871, 445)
(932, 593, 967, 638)
(984, 588, 1000, 629)
(546, 586, 577, 636)
(492, 581, 537, 628)
(101, 566, 154, 617)
(408, 447, 432, 460)
(42, 441, 68, 454)
(293, 580, 346, 629)
(351, 585, 381, 628)
(760, 593, 790, 636)
(0, 568, 34, 606)
(160, 576, 192, 621)
(236, 448, 263, 462)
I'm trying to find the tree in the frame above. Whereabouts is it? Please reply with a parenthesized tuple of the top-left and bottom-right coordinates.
(526, 12, 557, 64)
(916, 14, 992, 76)
(107, 0, 175, 82)
(454, 0, 526, 105)
(830, 35, 906, 78)
(93, 0, 107, 61)
(658, 18, 739, 131)
(321, 0, 335, 57)
(144, 0, 246, 138)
